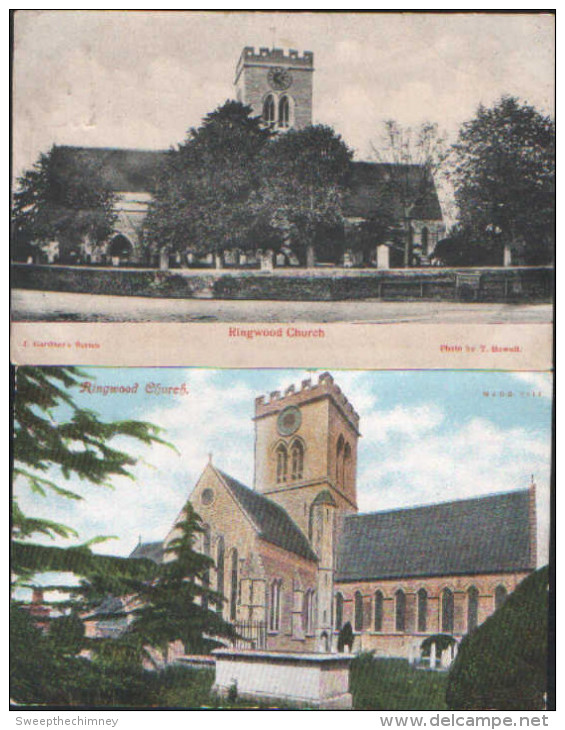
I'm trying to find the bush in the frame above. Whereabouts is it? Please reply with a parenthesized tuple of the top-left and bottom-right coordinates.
(337, 621, 354, 652)
(446, 566, 549, 710)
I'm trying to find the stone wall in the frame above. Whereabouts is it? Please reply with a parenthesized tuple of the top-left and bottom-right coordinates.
(335, 570, 531, 659)
(12, 264, 554, 303)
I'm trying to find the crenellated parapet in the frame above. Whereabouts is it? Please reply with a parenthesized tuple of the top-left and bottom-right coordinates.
(236, 46, 314, 79)
(254, 372, 360, 434)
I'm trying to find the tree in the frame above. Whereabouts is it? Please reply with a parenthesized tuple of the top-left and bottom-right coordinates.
(143, 101, 272, 260)
(121, 503, 235, 661)
(255, 125, 353, 265)
(446, 566, 549, 710)
(450, 96, 555, 265)
(11, 147, 117, 263)
(371, 120, 448, 266)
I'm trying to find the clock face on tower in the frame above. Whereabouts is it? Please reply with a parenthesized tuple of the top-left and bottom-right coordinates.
(277, 406, 301, 436)
(267, 67, 292, 91)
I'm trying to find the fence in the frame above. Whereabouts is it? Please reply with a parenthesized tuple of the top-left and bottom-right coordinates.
(232, 620, 267, 650)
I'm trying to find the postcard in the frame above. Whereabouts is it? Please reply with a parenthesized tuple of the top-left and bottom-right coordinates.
(10, 366, 553, 709)
(11, 11, 554, 328)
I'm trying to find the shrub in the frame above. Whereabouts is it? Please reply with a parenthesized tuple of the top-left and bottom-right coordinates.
(446, 566, 549, 710)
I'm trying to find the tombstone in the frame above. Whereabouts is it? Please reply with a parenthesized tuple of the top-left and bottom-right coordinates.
(260, 250, 274, 271)
(205, 253, 214, 265)
(440, 648, 452, 669)
(240, 252, 248, 265)
(159, 248, 169, 270)
(186, 251, 195, 265)
(276, 252, 286, 267)
(343, 249, 354, 268)
(377, 244, 390, 269)
(429, 641, 436, 669)
(214, 253, 224, 269)
(111, 256, 120, 267)
(503, 244, 513, 267)
(306, 244, 316, 268)
(224, 249, 235, 265)
(288, 254, 300, 266)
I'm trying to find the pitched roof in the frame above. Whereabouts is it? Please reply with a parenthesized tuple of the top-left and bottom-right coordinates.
(217, 469, 317, 562)
(49, 147, 442, 222)
(129, 540, 164, 563)
(336, 489, 532, 582)
(50, 146, 168, 194)
(343, 161, 443, 222)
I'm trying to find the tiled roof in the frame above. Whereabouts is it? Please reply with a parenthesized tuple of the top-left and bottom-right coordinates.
(343, 161, 443, 222)
(129, 540, 164, 563)
(218, 470, 317, 562)
(50, 146, 168, 194)
(336, 489, 532, 582)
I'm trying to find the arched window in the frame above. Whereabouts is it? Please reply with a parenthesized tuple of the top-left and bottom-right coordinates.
(303, 589, 315, 634)
(202, 526, 211, 611)
(374, 590, 384, 632)
(354, 591, 363, 632)
(276, 443, 288, 484)
(335, 592, 344, 631)
(495, 585, 508, 611)
(336, 436, 344, 486)
(343, 442, 352, 490)
(269, 579, 281, 632)
(442, 588, 454, 633)
(467, 586, 479, 632)
(278, 95, 290, 128)
(290, 440, 304, 480)
(421, 227, 429, 256)
(230, 549, 238, 621)
(263, 94, 276, 127)
(395, 589, 406, 632)
(216, 537, 225, 615)
(417, 588, 428, 632)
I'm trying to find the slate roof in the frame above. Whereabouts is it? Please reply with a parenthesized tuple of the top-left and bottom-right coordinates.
(336, 489, 532, 582)
(343, 161, 443, 222)
(218, 469, 318, 562)
(50, 146, 168, 194)
(49, 147, 442, 222)
(129, 540, 164, 563)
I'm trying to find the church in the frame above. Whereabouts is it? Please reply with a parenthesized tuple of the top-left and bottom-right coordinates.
(131, 371, 536, 659)
(45, 46, 445, 270)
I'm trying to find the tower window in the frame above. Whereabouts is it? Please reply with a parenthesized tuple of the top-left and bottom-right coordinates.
(290, 440, 304, 480)
(421, 227, 429, 256)
(336, 435, 344, 486)
(343, 442, 352, 490)
(278, 95, 290, 128)
(276, 443, 288, 483)
(263, 94, 276, 128)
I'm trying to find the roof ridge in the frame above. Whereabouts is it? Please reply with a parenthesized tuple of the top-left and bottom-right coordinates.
(349, 487, 529, 521)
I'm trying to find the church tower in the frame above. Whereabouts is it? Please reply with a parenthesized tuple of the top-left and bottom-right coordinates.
(234, 46, 314, 131)
(253, 372, 359, 537)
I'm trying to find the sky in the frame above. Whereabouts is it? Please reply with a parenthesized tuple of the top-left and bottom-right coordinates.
(15, 367, 553, 595)
(13, 10, 554, 182)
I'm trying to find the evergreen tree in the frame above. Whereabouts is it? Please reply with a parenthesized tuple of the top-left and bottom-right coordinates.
(450, 96, 555, 265)
(143, 101, 272, 260)
(11, 147, 117, 263)
(124, 503, 235, 660)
